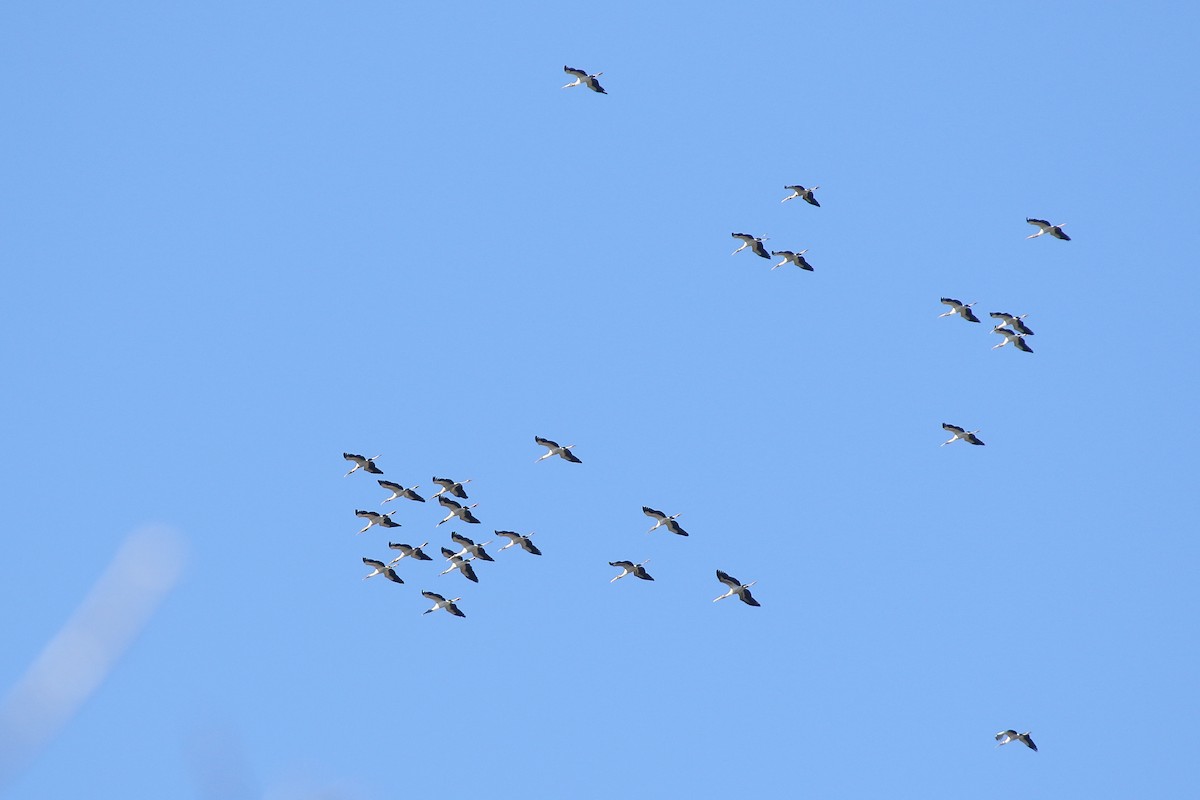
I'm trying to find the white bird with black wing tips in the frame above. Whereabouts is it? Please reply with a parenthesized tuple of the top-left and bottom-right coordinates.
(713, 570, 760, 606)
(440, 548, 480, 583)
(362, 558, 404, 584)
(378, 480, 425, 504)
(731, 233, 771, 259)
(355, 509, 402, 534)
(941, 423, 985, 446)
(642, 506, 689, 536)
(991, 327, 1034, 353)
(1026, 218, 1069, 240)
(422, 591, 466, 618)
(343, 452, 383, 476)
(496, 531, 542, 555)
(535, 436, 582, 463)
(388, 541, 433, 565)
(770, 249, 814, 271)
(562, 65, 607, 94)
(938, 298, 981, 323)
(437, 496, 481, 526)
(989, 312, 1035, 336)
(781, 185, 820, 206)
(431, 477, 471, 499)
(449, 532, 495, 562)
(995, 730, 1037, 751)
(609, 560, 653, 583)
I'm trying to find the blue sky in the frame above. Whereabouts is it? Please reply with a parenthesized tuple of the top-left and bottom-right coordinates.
(3, 1, 1198, 797)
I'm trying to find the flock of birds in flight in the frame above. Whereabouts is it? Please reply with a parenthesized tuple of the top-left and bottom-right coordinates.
(343, 436, 760, 623)
(336, 65, 1070, 753)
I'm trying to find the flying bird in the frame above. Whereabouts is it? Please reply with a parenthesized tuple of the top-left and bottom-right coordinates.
(422, 591, 465, 618)
(991, 327, 1034, 353)
(941, 423, 985, 446)
(642, 506, 689, 536)
(378, 480, 425, 504)
(439, 548, 480, 582)
(713, 570, 760, 606)
(343, 452, 383, 476)
(496, 530, 542, 555)
(609, 560, 654, 583)
(535, 436, 582, 463)
(1026, 218, 1070, 240)
(431, 477, 471, 499)
(562, 65, 606, 94)
(989, 312, 1035, 336)
(995, 730, 1037, 752)
(437, 496, 481, 526)
(939, 298, 981, 323)
(449, 532, 495, 562)
(388, 541, 433, 565)
(770, 249, 814, 271)
(781, 185, 820, 206)
(355, 509, 401, 534)
(731, 233, 771, 259)
(362, 557, 404, 584)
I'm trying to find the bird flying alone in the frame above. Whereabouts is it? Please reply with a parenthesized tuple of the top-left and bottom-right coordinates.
(562, 65, 606, 93)
(1026, 218, 1069, 240)
(732, 233, 771, 259)
(939, 298, 981, 323)
(422, 591, 465, 618)
(995, 730, 1037, 752)
(378, 480, 425, 504)
(771, 249, 814, 271)
(713, 570, 760, 606)
(535, 436, 582, 463)
(941, 423, 985, 446)
(781, 185, 820, 206)
(642, 506, 689, 536)
(609, 560, 653, 582)
(343, 452, 383, 476)
(362, 558, 404, 584)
